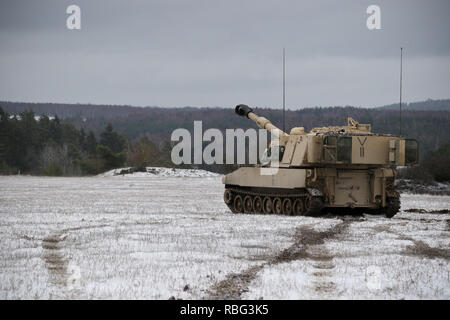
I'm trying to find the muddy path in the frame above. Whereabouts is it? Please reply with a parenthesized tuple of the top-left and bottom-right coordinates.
(42, 231, 83, 299)
(367, 218, 450, 261)
(42, 232, 68, 288)
(40, 224, 110, 299)
(207, 217, 355, 299)
(397, 235, 450, 260)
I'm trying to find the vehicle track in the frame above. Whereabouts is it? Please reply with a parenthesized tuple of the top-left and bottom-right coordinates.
(42, 232, 68, 288)
(41, 224, 110, 299)
(368, 217, 450, 260)
(400, 236, 450, 260)
(404, 208, 450, 214)
(206, 218, 354, 299)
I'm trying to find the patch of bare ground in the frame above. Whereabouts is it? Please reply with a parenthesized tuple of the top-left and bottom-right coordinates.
(306, 246, 337, 294)
(42, 233, 69, 287)
(41, 225, 111, 299)
(270, 220, 351, 264)
(41, 224, 110, 283)
(404, 208, 450, 214)
(315, 281, 336, 293)
(406, 239, 450, 260)
(206, 218, 354, 299)
(396, 235, 450, 260)
(313, 261, 335, 269)
(396, 217, 447, 224)
(207, 265, 265, 300)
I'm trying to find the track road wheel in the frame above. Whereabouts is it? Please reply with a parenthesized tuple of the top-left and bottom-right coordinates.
(282, 198, 293, 215)
(243, 195, 253, 213)
(293, 199, 304, 216)
(224, 189, 233, 205)
(253, 196, 263, 214)
(273, 197, 282, 215)
(234, 195, 243, 213)
(263, 196, 273, 214)
(304, 196, 324, 216)
(384, 197, 400, 218)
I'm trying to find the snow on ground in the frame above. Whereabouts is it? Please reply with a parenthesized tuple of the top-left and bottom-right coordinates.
(98, 167, 219, 178)
(243, 213, 449, 299)
(243, 194, 450, 300)
(400, 193, 450, 212)
(0, 174, 449, 299)
(396, 179, 450, 195)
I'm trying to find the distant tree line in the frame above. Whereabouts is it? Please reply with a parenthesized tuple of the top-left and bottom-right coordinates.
(398, 141, 450, 183)
(2, 100, 448, 160)
(0, 107, 171, 176)
(0, 102, 449, 181)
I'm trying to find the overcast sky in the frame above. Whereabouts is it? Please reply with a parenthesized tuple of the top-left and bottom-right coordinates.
(0, 0, 449, 109)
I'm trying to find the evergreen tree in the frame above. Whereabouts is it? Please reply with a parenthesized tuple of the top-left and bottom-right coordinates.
(0, 107, 9, 168)
(37, 115, 51, 144)
(85, 131, 98, 155)
(79, 128, 86, 151)
(97, 145, 126, 171)
(99, 123, 125, 153)
(49, 115, 63, 145)
(423, 142, 450, 182)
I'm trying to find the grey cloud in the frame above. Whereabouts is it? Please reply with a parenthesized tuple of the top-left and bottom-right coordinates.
(0, 0, 449, 108)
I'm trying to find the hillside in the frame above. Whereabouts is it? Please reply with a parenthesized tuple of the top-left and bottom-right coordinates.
(377, 99, 450, 111)
(1, 99, 449, 160)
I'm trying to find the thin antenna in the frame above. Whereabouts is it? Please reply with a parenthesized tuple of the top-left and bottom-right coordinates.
(282, 47, 286, 133)
(399, 47, 403, 136)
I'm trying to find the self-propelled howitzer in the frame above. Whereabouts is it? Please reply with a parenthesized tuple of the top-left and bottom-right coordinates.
(222, 104, 419, 217)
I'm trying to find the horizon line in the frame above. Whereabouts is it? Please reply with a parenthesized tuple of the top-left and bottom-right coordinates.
(1, 97, 449, 111)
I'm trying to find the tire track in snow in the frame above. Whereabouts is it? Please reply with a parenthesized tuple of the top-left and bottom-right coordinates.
(396, 235, 450, 260)
(41, 224, 110, 298)
(42, 232, 70, 291)
(207, 218, 354, 299)
(372, 218, 450, 260)
(307, 246, 336, 294)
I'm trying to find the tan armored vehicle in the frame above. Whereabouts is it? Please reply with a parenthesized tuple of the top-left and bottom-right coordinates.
(223, 104, 418, 217)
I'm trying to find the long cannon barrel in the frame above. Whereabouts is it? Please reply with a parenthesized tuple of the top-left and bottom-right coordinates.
(235, 104, 287, 137)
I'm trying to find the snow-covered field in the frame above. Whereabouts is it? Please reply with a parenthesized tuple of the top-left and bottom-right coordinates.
(98, 167, 220, 178)
(0, 173, 449, 300)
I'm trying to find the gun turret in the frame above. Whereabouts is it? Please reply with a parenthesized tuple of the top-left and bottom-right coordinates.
(235, 104, 287, 137)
